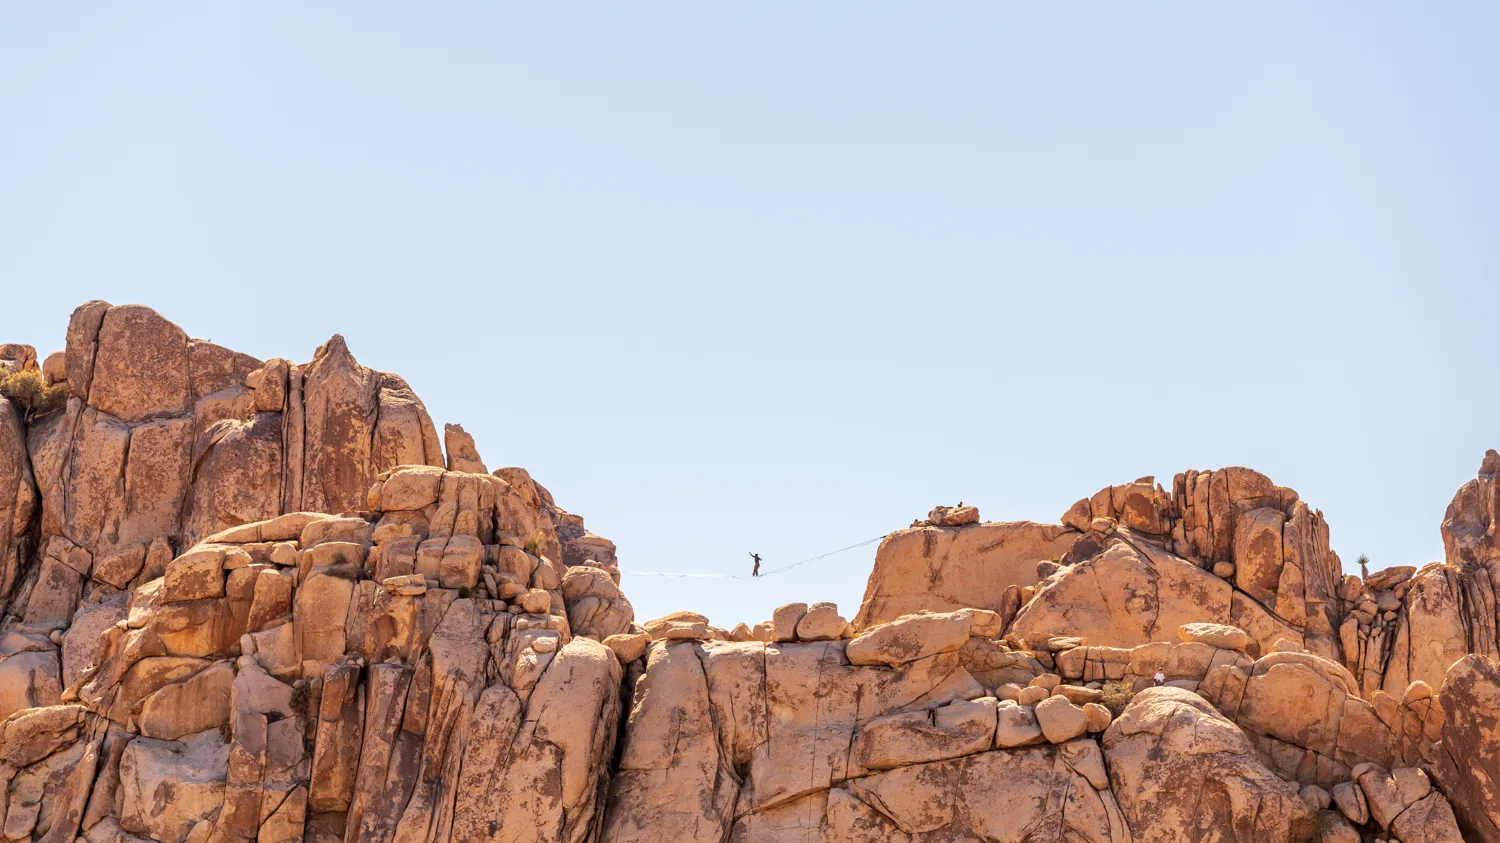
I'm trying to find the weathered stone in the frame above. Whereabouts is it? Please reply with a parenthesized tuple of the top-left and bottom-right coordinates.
(437, 534, 482, 589)
(1435, 654, 1500, 840)
(1034, 694, 1087, 743)
(1357, 766, 1406, 829)
(88, 304, 191, 422)
(22, 302, 1500, 843)
(1012, 536, 1302, 658)
(562, 565, 635, 640)
(928, 504, 979, 526)
(379, 465, 445, 511)
(1332, 780, 1369, 825)
(162, 547, 225, 602)
(93, 544, 146, 589)
(119, 731, 230, 843)
(994, 699, 1045, 747)
(846, 611, 972, 667)
(1103, 687, 1316, 841)
(1390, 791, 1465, 843)
(138, 661, 233, 740)
(794, 602, 847, 641)
(643, 610, 711, 641)
(854, 522, 1078, 629)
(1178, 621, 1251, 653)
(603, 632, 650, 664)
(853, 697, 995, 770)
(443, 423, 487, 474)
(1083, 701, 1112, 732)
(771, 602, 807, 642)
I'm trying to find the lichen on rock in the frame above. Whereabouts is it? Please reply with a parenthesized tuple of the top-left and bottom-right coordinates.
(0, 302, 1492, 843)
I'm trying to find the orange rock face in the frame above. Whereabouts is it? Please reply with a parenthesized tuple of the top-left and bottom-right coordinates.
(0, 302, 1497, 843)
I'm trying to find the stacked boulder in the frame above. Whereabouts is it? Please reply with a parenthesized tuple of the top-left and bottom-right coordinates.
(857, 469, 1347, 662)
(0, 303, 631, 843)
(4, 300, 1500, 842)
(5, 461, 630, 843)
(602, 606, 1134, 842)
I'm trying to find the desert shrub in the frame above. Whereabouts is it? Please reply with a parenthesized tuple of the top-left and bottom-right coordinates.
(0, 367, 65, 417)
(289, 682, 310, 715)
(1099, 680, 1137, 716)
(524, 532, 545, 557)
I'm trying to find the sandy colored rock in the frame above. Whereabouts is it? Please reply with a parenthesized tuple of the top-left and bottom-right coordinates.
(957, 607, 1003, 638)
(162, 547, 225, 602)
(771, 601, 807, 642)
(643, 610, 711, 641)
(854, 521, 1078, 629)
(518, 587, 552, 613)
(846, 610, 972, 667)
(1390, 791, 1465, 843)
(994, 699, 1045, 747)
(1053, 683, 1102, 704)
(1017, 685, 1049, 706)
(300, 515, 373, 548)
(853, 697, 995, 770)
(1319, 811, 1361, 843)
(1333, 780, 1369, 824)
(1034, 694, 1087, 743)
(137, 661, 233, 740)
(17, 302, 1500, 843)
(795, 602, 847, 641)
(88, 304, 191, 422)
(604, 632, 650, 663)
(119, 731, 230, 843)
(1394, 765, 1432, 807)
(1012, 536, 1302, 657)
(1061, 737, 1109, 789)
(443, 423, 487, 474)
(437, 533, 482, 589)
(1357, 766, 1406, 828)
(828, 746, 1119, 842)
(1299, 783, 1330, 810)
(562, 564, 635, 639)
(1083, 701, 1112, 732)
(927, 503, 979, 526)
(380, 465, 445, 511)
(93, 544, 146, 589)
(1435, 654, 1500, 840)
(1178, 621, 1251, 652)
(1104, 687, 1316, 841)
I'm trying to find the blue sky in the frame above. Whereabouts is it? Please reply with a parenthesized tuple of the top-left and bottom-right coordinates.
(3, 5, 1498, 626)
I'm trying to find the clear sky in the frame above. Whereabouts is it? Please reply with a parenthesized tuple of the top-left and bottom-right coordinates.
(3, 6, 1498, 627)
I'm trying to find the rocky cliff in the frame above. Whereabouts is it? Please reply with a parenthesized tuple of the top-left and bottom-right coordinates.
(2, 302, 1500, 842)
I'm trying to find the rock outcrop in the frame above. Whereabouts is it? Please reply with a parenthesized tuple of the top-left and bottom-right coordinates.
(1, 301, 1498, 843)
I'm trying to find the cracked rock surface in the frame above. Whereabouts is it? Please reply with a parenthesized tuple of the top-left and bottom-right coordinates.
(0, 302, 1496, 842)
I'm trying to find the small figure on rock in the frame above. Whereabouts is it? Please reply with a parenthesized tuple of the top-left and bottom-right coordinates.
(750, 552, 762, 577)
(1153, 670, 1166, 687)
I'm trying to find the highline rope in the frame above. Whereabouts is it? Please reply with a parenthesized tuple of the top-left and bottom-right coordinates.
(619, 534, 886, 580)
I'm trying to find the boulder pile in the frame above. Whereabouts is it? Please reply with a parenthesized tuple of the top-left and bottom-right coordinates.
(1, 301, 1498, 842)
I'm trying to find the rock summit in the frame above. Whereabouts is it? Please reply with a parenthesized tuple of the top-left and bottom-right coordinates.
(0, 301, 1497, 842)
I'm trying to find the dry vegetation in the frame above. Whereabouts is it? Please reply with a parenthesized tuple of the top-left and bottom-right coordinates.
(0, 367, 65, 417)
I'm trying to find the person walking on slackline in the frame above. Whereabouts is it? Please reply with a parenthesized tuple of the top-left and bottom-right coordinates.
(749, 552, 762, 577)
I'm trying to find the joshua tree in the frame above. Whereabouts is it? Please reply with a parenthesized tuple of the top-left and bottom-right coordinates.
(1357, 554, 1370, 581)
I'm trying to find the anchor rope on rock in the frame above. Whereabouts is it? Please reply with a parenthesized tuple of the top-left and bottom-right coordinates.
(621, 534, 886, 580)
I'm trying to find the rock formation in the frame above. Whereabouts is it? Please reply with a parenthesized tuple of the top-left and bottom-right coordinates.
(1, 301, 1499, 842)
